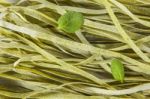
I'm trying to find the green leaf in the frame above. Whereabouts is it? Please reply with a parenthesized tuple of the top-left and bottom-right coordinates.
(111, 59, 124, 83)
(58, 11, 84, 33)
